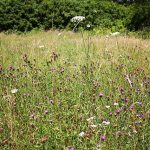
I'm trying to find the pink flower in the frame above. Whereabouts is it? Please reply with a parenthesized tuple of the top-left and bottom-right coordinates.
(101, 135, 106, 141)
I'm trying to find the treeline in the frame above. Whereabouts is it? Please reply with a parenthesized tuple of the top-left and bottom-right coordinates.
(0, 0, 149, 32)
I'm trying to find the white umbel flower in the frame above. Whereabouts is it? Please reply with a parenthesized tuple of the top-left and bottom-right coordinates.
(11, 88, 18, 94)
(71, 16, 85, 23)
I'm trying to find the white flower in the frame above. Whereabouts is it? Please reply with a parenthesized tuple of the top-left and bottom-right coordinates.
(11, 88, 18, 94)
(79, 131, 85, 137)
(105, 105, 110, 109)
(114, 102, 119, 106)
(86, 116, 95, 122)
(111, 32, 120, 36)
(89, 124, 97, 128)
(71, 16, 85, 23)
(87, 24, 91, 28)
(39, 45, 44, 48)
(102, 121, 110, 125)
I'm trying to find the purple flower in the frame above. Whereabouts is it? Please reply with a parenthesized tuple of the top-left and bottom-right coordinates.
(70, 147, 75, 150)
(115, 109, 121, 114)
(109, 112, 113, 116)
(44, 109, 49, 114)
(99, 93, 104, 97)
(50, 99, 54, 104)
(8, 66, 15, 71)
(29, 122, 35, 128)
(137, 101, 142, 105)
(23, 54, 27, 60)
(129, 105, 134, 110)
(136, 114, 144, 118)
(122, 97, 129, 102)
(60, 69, 64, 73)
(101, 135, 106, 141)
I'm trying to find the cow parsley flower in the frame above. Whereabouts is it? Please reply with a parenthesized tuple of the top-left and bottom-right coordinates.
(71, 16, 85, 23)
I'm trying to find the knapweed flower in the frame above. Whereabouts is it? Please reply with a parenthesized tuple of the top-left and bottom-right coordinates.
(109, 112, 113, 116)
(79, 131, 85, 137)
(44, 109, 49, 114)
(137, 101, 142, 105)
(129, 105, 134, 110)
(99, 93, 104, 97)
(136, 114, 144, 118)
(115, 109, 121, 114)
(86, 116, 95, 122)
(101, 135, 106, 141)
(49, 99, 54, 104)
(9, 66, 15, 71)
(71, 16, 85, 23)
(102, 121, 110, 126)
(122, 97, 129, 102)
(11, 88, 18, 94)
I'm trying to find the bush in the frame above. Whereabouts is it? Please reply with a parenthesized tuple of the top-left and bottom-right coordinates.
(0, 0, 149, 32)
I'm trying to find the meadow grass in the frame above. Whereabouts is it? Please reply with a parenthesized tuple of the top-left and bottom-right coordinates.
(0, 31, 150, 150)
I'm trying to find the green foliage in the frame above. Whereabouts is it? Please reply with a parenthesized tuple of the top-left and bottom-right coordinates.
(0, 0, 149, 32)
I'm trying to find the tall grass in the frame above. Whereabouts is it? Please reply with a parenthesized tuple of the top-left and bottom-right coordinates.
(0, 31, 150, 150)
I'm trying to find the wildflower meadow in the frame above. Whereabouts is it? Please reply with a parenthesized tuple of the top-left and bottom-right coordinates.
(0, 30, 150, 149)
